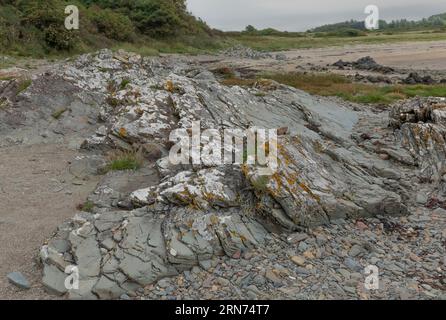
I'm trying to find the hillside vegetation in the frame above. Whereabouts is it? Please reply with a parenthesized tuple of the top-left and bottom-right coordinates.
(0, 0, 222, 56)
(1, 2, 446, 58)
(311, 13, 446, 34)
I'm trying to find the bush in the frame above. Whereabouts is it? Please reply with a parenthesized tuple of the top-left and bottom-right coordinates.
(88, 7, 135, 41)
(44, 24, 77, 50)
(19, 0, 78, 50)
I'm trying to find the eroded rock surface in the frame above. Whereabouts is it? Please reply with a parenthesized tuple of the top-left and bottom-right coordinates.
(2, 50, 443, 299)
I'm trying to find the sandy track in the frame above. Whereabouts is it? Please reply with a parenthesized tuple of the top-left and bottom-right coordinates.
(0, 144, 98, 299)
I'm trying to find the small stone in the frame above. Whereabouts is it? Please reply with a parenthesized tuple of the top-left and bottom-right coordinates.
(287, 233, 308, 244)
(157, 279, 171, 289)
(247, 290, 258, 300)
(344, 258, 362, 272)
(232, 250, 242, 260)
(243, 251, 254, 260)
(265, 269, 282, 285)
(290, 256, 306, 267)
(253, 275, 266, 286)
(316, 234, 328, 245)
(416, 193, 428, 205)
(409, 253, 422, 262)
(344, 286, 357, 294)
(297, 242, 308, 252)
(199, 260, 212, 271)
(433, 208, 446, 215)
(217, 277, 229, 286)
(120, 294, 131, 300)
(379, 153, 390, 160)
(7, 272, 30, 290)
(338, 269, 351, 279)
(303, 250, 315, 259)
(355, 221, 368, 231)
(349, 245, 364, 257)
(191, 266, 201, 274)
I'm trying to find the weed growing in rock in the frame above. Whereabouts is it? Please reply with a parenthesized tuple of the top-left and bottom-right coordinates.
(106, 149, 143, 172)
(76, 200, 94, 213)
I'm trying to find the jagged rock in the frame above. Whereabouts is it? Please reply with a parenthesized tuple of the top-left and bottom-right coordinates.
(403, 72, 435, 85)
(42, 264, 68, 296)
(26, 49, 437, 299)
(69, 279, 99, 300)
(333, 56, 394, 74)
(390, 97, 446, 184)
(92, 276, 124, 300)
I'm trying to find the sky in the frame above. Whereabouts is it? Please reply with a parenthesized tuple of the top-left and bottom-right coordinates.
(187, 0, 446, 31)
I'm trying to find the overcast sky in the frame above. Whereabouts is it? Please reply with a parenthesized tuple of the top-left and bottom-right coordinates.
(187, 0, 446, 31)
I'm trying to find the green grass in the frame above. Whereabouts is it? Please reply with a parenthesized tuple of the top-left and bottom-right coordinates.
(77, 201, 95, 213)
(119, 78, 131, 91)
(111, 35, 233, 56)
(106, 150, 143, 172)
(222, 72, 446, 105)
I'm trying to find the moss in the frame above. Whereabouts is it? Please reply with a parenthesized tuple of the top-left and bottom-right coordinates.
(106, 96, 120, 108)
(0, 97, 8, 109)
(17, 79, 32, 94)
(51, 107, 68, 119)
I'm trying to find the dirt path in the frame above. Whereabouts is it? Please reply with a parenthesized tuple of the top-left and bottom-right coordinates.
(0, 144, 99, 299)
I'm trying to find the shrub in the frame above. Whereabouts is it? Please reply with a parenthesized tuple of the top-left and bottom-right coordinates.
(88, 7, 135, 41)
(19, 0, 78, 50)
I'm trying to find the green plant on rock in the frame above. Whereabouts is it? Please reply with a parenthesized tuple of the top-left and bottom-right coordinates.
(77, 200, 94, 213)
(251, 175, 271, 193)
(106, 149, 144, 172)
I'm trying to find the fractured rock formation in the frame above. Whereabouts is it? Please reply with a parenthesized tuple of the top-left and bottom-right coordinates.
(3, 50, 443, 299)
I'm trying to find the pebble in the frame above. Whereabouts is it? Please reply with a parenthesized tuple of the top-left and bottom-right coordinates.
(217, 277, 230, 286)
(290, 256, 306, 267)
(287, 233, 309, 244)
(7, 272, 30, 290)
(344, 258, 362, 272)
(349, 245, 364, 257)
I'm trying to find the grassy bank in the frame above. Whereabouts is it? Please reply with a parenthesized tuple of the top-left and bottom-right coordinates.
(222, 72, 446, 105)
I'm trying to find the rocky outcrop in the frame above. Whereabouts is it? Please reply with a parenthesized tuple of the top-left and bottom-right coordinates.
(2, 49, 436, 299)
(390, 97, 446, 194)
(333, 56, 394, 74)
(221, 45, 273, 60)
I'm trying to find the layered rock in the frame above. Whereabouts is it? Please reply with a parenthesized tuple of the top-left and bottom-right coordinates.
(390, 97, 446, 195)
(14, 49, 428, 298)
